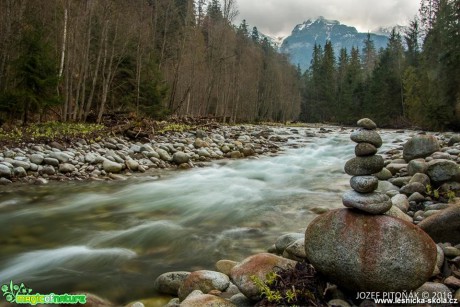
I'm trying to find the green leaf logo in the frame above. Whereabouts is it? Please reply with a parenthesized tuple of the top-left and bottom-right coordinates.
(1, 281, 33, 303)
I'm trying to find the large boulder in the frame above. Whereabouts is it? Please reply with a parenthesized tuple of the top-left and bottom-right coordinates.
(230, 253, 296, 300)
(304, 209, 437, 292)
(403, 135, 440, 162)
(426, 159, 460, 184)
(418, 204, 460, 244)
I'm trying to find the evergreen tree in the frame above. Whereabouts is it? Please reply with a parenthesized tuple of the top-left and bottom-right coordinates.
(420, 0, 460, 129)
(364, 29, 405, 125)
(319, 41, 336, 120)
(337, 48, 349, 118)
(237, 19, 249, 37)
(362, 33, 377, 78)
(14, 26, 59, 123)
(251, 26, 260, 43)
(302, 44, 323, 122)
(404, 19, 421, 67)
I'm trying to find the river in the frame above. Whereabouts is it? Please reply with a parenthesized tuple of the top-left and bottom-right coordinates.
(0, 127, 408, 304)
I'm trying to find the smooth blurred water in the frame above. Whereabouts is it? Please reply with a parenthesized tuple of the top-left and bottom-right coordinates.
(0, 127, 407, 304)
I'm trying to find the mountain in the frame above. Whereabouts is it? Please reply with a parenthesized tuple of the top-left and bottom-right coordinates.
(280, 17, 389, 71)
(373, 25, 408, 36)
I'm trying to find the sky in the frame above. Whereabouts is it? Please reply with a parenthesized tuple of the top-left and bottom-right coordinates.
(232, 0, 420, 38)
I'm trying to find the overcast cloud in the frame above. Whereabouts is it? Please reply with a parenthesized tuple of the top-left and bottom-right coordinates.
(232, 0, 420, 38)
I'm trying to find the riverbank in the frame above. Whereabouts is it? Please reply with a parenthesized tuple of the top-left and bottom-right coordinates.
(0, 122, 315, 186)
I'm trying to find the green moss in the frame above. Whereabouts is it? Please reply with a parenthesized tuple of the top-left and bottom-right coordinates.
(157, 123, 194, 134)
(250, 262, 327, 306)
(0, 122, 105, 143)
(426, 184, 457, 203)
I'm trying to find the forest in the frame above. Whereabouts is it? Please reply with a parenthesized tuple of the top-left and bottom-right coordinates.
(0, 0, 300, 125)
(301, 0, 460, 130)
(0, 0, 458, 130)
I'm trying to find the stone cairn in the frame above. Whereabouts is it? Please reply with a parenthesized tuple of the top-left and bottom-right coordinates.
(304, 118, 437, 293)
(342, 118, 392, 214)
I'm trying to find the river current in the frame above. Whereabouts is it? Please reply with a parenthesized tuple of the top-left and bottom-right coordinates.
(0, 127, 409, 303)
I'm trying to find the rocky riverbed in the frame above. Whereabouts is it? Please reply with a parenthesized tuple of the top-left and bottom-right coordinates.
(0, 124, 295, 185)
(1, 123, 460, 306)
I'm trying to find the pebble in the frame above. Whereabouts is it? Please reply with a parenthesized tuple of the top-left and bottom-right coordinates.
(215, 260, 238, 276)
(102, 159, 123, 173)
(400, 182, 426, 195)
(14, 167, 27, 178)
(178, 270, 230, 301)
(172, 152, 190, 164)
(442, 246, 460, 257)
(284, 238, 306, 260)
(180, 290, 235, 306)
(274, 233, 304, 253)
(59, 163, 76, 173)
(154, 271, 191, 296)
(229, 253, 296, 300)
(328, 299, 351, 307)
(30, 154, 44, 165)
(391, 194, 409, 212)
(408, 192, 426, 203)
(384, 205, 412, 222)
(444, 276, 460, 288)
(407, 159, 428, 175)
(43, 157, 60, 166)
(374, 168, 393, 180)
(40, 165, 56, 175)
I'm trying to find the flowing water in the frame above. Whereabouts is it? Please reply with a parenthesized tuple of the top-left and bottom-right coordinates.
(0, 128, 408, 304)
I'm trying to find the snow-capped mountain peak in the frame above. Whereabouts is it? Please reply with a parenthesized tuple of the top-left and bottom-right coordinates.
(280, 17, 389, 71)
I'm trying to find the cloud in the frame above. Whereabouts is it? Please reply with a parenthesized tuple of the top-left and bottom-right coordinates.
(232, 0, 420, 37)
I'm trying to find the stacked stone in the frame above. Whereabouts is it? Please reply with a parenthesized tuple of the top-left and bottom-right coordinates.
(304, 117, 437, 293)
(342, 118, 392, 214)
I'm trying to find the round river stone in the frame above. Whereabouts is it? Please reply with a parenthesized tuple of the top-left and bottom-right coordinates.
(350, 176, 378, 193)
(350, 129, 382, 148)
(342, 190, 392, 214)
(357, 118, 377, 130)
(344, 155, 384, 176)
(355, 143, 378, 156)
(403, 135, 440, 162)
(304, 209, 437, 292)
